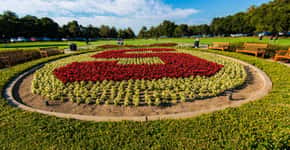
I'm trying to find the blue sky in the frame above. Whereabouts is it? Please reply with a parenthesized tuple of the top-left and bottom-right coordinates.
(165, 0, 271, 24)
(0, 0, 271, 33)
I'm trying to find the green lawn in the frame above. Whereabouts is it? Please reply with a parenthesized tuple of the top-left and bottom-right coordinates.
(0, 48, 289, 149)
(0, 39, 169, 51)
(1, 37, 289, 51)
(0, 41, 114, 51)
(160, 37, 290, 46)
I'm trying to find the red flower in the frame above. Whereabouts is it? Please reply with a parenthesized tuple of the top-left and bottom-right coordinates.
(53, 48, 223, 83)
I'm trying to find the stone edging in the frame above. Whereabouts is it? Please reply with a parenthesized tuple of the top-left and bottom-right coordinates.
(3, 52, 272, 122)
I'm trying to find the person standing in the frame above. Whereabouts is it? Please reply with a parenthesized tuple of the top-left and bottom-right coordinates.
(194, 38, 200, 48)
(85, 38, 89, 45)
(258, 33, 264, 40)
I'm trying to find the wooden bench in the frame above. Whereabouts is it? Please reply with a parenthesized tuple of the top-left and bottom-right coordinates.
(0, 50, 28, 67)
(236, 43, 268, 57)
(209, 42, 230, 51)
(39, 47, 63, 57)
(274, 48, 290, 61)
(0, 56, 10, 68)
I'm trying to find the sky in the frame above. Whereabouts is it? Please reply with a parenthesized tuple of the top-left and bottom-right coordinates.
(0, 0, 271, 33)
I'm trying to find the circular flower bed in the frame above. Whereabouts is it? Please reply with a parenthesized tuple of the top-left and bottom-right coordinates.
(32, 48, 247, 106)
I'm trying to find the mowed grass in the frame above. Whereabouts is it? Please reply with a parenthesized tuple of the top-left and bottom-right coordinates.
(0, 39, 168, 51)
(160, 37, 290, 46)
(0, 41, 114, 51)
(1, 37, 289, 51)
(0, 48, 289, 149)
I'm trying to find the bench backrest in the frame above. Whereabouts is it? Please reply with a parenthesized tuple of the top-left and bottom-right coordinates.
(286, 48, 290, 56)
(0, 50, 23, 56)
(0, 50, 26, 64)
(39, 47, 58, 51)
(212, 42, 230, 47)
(39, 47, 63, 57)
(244, 43, 268, 50)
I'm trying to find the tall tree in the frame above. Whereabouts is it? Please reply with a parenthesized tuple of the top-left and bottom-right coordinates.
(138, 26, 148, 38)
(125, 27, 135, 38)
(110, 27, 118, 38)
(99, 25, 111, 38)
(39, 17, 59, 38)
(0, 11, 19, 39)
(159, 20, 176, 37)
(174, 24, 189, 37)
(67, 20, 81, 38)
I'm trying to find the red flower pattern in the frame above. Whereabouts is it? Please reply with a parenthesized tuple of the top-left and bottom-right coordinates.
(53, 48, 223, 83)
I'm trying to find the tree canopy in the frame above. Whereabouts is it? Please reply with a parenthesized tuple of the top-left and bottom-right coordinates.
(0, 0, 288, 40)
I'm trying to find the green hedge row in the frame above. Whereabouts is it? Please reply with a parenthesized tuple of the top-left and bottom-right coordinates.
(0, 49, 289, 149)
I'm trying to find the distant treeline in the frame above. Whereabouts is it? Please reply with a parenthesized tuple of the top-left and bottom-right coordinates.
(138, 0, 289, 38)
(0, 0, 289, 40)
(0, 13, 135, 40)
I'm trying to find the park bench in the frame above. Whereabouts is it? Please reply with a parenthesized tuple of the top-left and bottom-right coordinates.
(208, 42, 230, 51)
(39, 47, 63, 57)
(0, 50, 29, 67)
(274, 48, 290, 61)
(236, 43, 268, 57)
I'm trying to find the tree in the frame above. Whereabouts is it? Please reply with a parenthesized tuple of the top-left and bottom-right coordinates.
(147, 26, 160, 39)
(159, 20, 176, 37)
(67, 21, 81, 38)
(117, 29, 126, 39)
(125, 27, 135, 38)
(0, 11, 19, 39)
(85, 25, 100, 38)
(39, 17, 59, 38)
(19, 15, 39, 37)
(248, 0, 290, 33)
(138, 26, 148, 38)
(174, 24, 189, 37)
(99, 25, 111, 38)
(110, 27, 118, 38)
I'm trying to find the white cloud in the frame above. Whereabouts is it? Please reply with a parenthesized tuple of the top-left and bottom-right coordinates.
(0, 0, 199, 33)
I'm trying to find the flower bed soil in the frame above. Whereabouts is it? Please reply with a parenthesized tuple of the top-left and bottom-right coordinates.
(16, 65, 263, 117)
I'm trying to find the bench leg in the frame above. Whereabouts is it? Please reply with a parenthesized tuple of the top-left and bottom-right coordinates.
(261, 52, 265, 58)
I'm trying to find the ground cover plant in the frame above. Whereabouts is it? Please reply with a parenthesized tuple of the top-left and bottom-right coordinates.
(0, 47, 289, 149)
(32, 48, 246, 106)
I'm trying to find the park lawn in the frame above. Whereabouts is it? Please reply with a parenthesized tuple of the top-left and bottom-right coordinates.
(159, 37, 290, 46)
(0, 39, 171, 51)
(0, 40, 115, 51)
(1, 37, 289, 52)
(0, 48, 289, 149)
